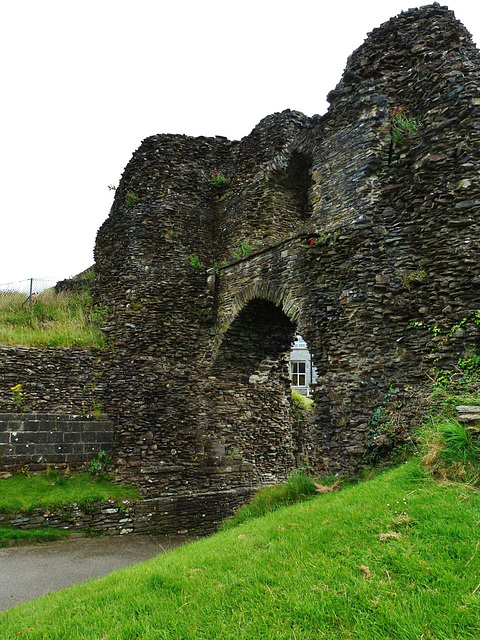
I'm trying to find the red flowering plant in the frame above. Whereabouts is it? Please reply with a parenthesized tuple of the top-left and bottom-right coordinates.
(307, 234, 329, 247)
(210, 168, 228, 188)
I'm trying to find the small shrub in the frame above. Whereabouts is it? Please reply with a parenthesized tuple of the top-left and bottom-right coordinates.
(188, 253, 204, 269)
(125, 191, 139, 207)
(89, 451, 113, 480)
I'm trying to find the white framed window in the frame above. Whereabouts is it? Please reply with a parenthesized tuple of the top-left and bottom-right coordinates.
(290, 360, 306, 386)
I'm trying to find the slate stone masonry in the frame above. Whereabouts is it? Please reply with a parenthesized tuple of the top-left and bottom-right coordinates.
(1, 4, 480, 535)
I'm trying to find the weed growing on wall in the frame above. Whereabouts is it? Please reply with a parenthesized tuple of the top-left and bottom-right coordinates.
(365, 383, 407, 463)
(10, 384, 26, 412)
(125, 191, 139, 207)
(188, 253, 204, 269)
(213, 240, 252, 272)
(410, 310, 480, 388)
(231, 240, 252, 260)
(210, 168, 228, 188)
(387, 106, 422, 164)
(402, 268, 428, 289)
(89, 450, 113, 480)
(388, 106, 422, 145)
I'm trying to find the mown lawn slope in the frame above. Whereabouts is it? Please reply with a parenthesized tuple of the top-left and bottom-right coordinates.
(1, 459, 479, 639)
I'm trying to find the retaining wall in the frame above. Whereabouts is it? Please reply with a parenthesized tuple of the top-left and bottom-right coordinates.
(0, 413, 114, 471)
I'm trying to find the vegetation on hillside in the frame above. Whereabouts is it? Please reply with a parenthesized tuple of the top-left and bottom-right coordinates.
(1, 458, 479, 639)
(1, 402, 479, 639)
(0, 288, 106, 348)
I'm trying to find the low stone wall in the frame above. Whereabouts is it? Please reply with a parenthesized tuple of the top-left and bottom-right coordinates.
(0, 413, 114, 471)
(134, 488, 254, 536)
(0, 499, 136, 536)
(0, 490, 250, 537)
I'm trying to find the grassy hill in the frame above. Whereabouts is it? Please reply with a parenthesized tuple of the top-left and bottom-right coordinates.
(0, 457, 479, 639)
(0, 288, 105, 348)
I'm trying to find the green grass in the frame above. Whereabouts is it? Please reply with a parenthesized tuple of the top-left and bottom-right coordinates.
(221, 470, 319, 529)
(0, 471, 139, 515)
(1, 459, 479, 639)
(417, 417, 480, 486)
(416, 384, 480, 486)
(291, 389, 314, 412)
(0, 289, 105, 348)
(0, 526, 70, 548)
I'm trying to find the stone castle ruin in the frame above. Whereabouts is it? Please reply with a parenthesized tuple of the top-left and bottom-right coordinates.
(1, 4, 480, 534)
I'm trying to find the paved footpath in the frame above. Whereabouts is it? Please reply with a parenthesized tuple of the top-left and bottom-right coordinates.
(0, 534, 188, 612)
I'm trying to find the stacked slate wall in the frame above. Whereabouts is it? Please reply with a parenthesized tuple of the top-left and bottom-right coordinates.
(0, 347, 111, 471)
(93, 4, 480, 489)
(1, 4, 479, 534)
(0, 346, 104, 415)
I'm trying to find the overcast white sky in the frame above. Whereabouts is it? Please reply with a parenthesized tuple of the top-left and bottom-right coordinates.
(1, 0, 478, 288)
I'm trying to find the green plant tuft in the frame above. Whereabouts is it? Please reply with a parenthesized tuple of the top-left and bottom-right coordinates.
(388, 106, 422, 145)
(221, 470, 319, 529)
(89, 450, 113, 480)
(125, 191, 139, 207)
(210, 168, 228, 188)
(188, 253, 204, 269)
(417, 417, 480, 485)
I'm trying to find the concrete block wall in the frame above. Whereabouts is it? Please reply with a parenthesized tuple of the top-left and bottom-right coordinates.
(0, 413, 113, 470)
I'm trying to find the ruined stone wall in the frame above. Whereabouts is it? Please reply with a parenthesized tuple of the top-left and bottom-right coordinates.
(89, 5, 480, 526)
(0, 346, 104, 415)
(0, 499, 136, 537)
(1, 4, 479, 534)
(0, 347, 112, 470)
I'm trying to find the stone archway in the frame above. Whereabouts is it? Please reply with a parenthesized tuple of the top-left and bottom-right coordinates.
(207, 297, 299, 484)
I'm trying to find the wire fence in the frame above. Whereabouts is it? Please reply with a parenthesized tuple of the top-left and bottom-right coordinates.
(0, 278, 61, 305)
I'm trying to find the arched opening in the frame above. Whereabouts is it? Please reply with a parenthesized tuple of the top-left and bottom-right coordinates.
(208, 298, 298, 482)
(214, 298, 296, 381)
(204, 298, 321, 486)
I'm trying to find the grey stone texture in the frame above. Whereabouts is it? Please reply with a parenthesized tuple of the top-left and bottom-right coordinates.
(0, 499, 135, 536)
(0, 413, 113, 470)
(1, 5, 480, 534)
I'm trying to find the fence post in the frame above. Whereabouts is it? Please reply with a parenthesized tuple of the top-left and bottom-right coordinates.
(22, 278, 34, 307)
